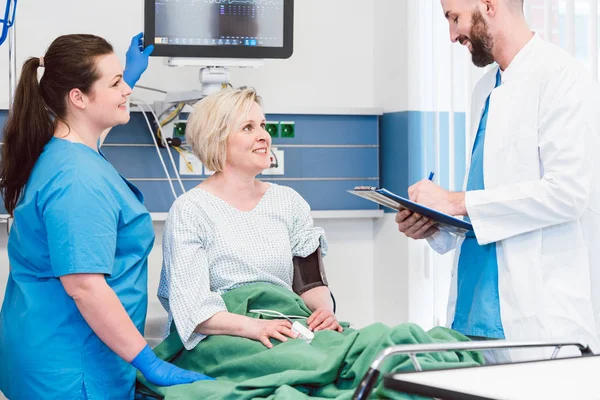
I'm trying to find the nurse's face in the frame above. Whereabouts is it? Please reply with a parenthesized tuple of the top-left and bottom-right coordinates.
(225, 102, 272, 174)
(442, 0, 495, 67)
(83, 53, 133, 130)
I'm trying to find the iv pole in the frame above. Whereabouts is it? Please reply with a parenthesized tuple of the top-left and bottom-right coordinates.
(7, 10, 15, 106)
(5, 0, 17, 106)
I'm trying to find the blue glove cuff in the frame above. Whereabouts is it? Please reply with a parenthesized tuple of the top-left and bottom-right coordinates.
(131, 344, 156, 372)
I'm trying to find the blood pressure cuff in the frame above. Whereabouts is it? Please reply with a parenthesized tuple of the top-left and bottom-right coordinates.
(292, 247, 328, 295)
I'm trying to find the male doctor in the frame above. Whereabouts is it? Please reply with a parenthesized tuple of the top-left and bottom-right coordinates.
(396, 0, 600, 361)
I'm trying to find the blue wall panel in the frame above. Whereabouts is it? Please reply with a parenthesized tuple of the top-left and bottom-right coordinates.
(101, 146, 180, 178)
(101, 113, 380, 212)
(104, 113, 379, 146)
(0, 111, 379, 214)
(295, 148, 378, 178)
(380, 111, 467, 213)
(269, 115, 379, 146)
(0, 109, 470, 215)
(101, 146, 378, 179)
(379, 112, 409, 197)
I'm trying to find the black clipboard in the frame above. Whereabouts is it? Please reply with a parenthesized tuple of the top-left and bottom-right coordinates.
(348, 186, 473, 235)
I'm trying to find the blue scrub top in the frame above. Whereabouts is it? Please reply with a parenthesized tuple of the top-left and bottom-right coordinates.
(0, 137, 155, 399)
(452, 70, 505, 339)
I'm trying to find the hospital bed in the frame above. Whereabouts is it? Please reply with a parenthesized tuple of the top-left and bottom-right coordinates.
(353, 340, 597, 399)
(133, 339, 597, 400)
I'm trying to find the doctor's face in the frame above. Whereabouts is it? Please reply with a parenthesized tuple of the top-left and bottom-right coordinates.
(442, 0, 495, 67)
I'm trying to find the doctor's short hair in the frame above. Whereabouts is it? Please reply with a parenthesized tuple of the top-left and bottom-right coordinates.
(186, 87, 262, 173)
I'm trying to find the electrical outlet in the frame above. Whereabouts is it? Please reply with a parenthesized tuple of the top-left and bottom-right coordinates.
(280, 121, 295, 138)
(265, 121, 279, 138)
(178, 149, 204, 175)
(262, 148, 284, 175)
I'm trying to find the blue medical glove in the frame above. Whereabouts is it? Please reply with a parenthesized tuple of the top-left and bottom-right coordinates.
(131, 345, 215, 387)
(123, 32, 154, 88)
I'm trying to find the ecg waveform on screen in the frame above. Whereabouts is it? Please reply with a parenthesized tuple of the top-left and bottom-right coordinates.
(199, 0, 282, 5)
(158, 0, 283, 5)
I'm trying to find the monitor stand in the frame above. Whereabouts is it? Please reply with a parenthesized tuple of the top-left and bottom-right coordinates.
(152, 58, 264, 142)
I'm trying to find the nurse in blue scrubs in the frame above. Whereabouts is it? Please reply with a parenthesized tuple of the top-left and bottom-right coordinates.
(0, 34, 212, 399)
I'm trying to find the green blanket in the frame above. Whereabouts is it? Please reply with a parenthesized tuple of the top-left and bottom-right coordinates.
(137, 284, 484, 399)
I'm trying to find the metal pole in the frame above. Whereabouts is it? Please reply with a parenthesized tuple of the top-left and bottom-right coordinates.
(8, 16, 16, 106)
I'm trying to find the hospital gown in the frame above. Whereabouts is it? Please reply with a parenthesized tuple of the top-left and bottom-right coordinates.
(158, 183, 327, 349)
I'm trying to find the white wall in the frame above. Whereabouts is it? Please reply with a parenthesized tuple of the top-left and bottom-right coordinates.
(6, 0, 377, 111)
(405, 0, 485, 114)
(374, 0, 408, 113)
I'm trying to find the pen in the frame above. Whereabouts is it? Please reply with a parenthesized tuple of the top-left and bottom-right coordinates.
(428, 171, 435, 181)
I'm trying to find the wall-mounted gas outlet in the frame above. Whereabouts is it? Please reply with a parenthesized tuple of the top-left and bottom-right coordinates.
(265, 121, 279, 138)
(173, 122, 187, 138)
(262, 147, 284, 175)
(280, 121, 295, 138)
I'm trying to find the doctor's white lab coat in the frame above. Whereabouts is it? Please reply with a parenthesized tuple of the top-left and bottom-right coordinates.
(428, 34, 600, 360)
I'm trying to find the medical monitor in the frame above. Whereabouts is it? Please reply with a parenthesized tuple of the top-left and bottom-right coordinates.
(144, 0, 294, 60)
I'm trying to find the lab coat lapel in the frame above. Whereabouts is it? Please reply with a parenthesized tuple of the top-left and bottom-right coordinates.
(464, 68, 500, 191)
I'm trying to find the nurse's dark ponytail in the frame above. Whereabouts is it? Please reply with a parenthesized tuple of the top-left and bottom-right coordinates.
(0, 34, 113, 215)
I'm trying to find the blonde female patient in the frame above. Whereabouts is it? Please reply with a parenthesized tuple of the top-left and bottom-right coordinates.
(158, 87, 341, 351)
(142, 87, 482, 399)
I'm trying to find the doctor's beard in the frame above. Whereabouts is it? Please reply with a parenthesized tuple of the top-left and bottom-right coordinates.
(464, 9, 495, 68)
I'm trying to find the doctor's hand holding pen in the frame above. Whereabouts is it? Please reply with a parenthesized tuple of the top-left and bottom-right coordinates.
(396, 171, 467, 239)
(396, 171, 437, 239)
(408, 172, 467, 217)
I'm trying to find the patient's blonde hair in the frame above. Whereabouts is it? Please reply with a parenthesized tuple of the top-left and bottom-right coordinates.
(186, 87, 262, 173)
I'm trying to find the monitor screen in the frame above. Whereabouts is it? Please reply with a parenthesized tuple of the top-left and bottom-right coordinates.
(144, 0, 294, 59)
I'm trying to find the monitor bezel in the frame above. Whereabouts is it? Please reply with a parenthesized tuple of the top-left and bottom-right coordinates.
(144, 0, 294, 59)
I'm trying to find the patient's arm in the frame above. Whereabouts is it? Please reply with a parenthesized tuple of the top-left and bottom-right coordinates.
(293, 247, 342, 332)
(301, 286, 334, 312)
(303, 287, 343, 332)
(196, 311, 297, 349)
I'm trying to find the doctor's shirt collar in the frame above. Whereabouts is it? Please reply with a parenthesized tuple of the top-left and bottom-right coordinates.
(498, 32, 539, 85)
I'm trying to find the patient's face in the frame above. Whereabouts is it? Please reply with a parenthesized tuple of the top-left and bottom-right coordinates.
(225, 102, 272, 174)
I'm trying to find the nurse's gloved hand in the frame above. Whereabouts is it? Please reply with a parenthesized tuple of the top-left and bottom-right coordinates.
(131, 345, 215, 387)
(123, 32, 154, 88)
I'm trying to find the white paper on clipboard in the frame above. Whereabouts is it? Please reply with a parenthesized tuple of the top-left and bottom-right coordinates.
(348, 187, 473, 235)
